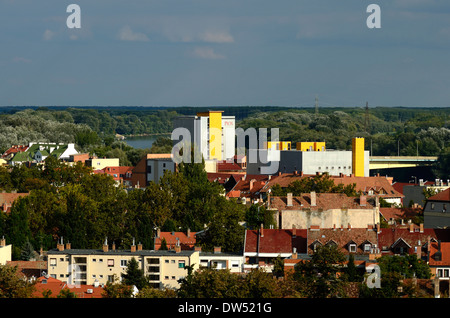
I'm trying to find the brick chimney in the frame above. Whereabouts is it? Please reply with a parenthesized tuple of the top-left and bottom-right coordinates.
(360, 195, 366, 207)
(65, 242, 71, 250)
(112, 241, 116, 251)
(292, 247, 298, 259)
(103, 238, 108, 252)
(287, 193, 293, 206)
(57, 237, 64, 251)
(175, 241, 181, 253)
(420, 223, 424, 233)
(0, 236, 5, 247)
(310, 191, 316, 207)
(137, 242, 143, 251)
(249, 179, 255, 191)
(194, 246, 202, 252)
(187, 228, 191, 238)
(131, 238, 136, 252)
(214, 246, 222, 254)
(292, 225, 296, 238)
(260, 223, 264, 238)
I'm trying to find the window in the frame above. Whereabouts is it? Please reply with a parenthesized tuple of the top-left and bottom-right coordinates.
(120, 260, 128, 267)
(50, 258, 57, 266)
(178, 260, 185, 268)
(364, 244, 371, 252)
(59, 258, 64, 262)
(107, 259, 114, 267)
(349, 243, 357, 253)
(148, 165, 152, 173)
(431, 203, 435, 210)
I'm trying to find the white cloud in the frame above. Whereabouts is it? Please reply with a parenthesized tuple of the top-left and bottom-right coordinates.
(192, 47, 226, 60)
(118, 25, 149, 42)
(43, 29, 55, 41)
(200, 31, 234, 43)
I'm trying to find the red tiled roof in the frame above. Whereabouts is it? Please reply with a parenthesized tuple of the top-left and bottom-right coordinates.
(244, 228, 307, 254)
(307, 228, 378, 254)
(33, 276, 104, 298)
(0, 193, 29, 212)
(428, 188, 450, 202)
(429, 241, 450, 266)
(380, 207, 422, 221)
(269, 193, 374, 211)
(261, 173, 404, 198)
(1, 145, 28, 158)
(377, 227, 450, 254)
(6, 260, 47, 279)
(154, 231, 197, 250)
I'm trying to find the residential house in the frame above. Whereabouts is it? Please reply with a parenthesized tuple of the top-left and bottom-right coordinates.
(6, 260, 47, 280)
(95, 166, 133, 187)
(428, 240, 450, 280)
(198, 246, 245, 273)
(243, 226, 307, 273)
(47, 239, 200, 289)
(225, 174, 271, 204)
(85, 157, 120, 171)
(260, 173, 404, 206)
(307, 225, 379, 255)
(1, 145, 29, 160)
(377, 223, 450, 257)
(424, 188, 450, 228)
(130, 153, 176, 187)
(0, 192, 29, 213)
(154, 229, 196, 251)
(268, 192, 380, 230)
(9, 143, 78, 166)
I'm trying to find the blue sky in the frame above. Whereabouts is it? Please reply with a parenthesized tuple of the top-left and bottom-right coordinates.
(1, 0, 450, 107)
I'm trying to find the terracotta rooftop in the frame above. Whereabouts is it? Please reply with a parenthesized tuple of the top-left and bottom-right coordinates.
(33, 276, 104, 298)
(154, 230, 197, 250)
(244, 228, 307, 254)
(269, 193, 374, 211)
(261, 173, 404, 198)
(428, 188, 450, 202)
(377, 226, 450, 254)
(307, 227, 378, 254)
(429, 241, 450, 266)
(0, 192, 29, 212)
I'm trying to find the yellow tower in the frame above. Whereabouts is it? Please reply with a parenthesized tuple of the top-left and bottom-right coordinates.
(352, 137, 365, 177)
(197, 111, 223, 160)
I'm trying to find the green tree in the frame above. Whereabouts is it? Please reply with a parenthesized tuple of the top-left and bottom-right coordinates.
(0, 265, 36, 298)
(122, 257, 148, 290)
(293, 245, 347, 298)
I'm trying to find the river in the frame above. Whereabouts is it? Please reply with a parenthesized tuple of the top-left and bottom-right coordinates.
(124, 135, 158, 149)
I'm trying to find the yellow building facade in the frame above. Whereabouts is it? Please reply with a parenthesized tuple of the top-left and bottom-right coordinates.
(296, 142, 326, 152)
(352, 137, 365, 177)
(267, 141, 291, 150)
(197, 111, 223, 160)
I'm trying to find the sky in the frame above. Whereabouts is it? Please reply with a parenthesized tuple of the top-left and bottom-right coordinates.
(1, 0, 450, 108)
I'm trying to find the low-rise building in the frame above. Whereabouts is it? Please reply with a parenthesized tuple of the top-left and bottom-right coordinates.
(130, 153, 176, 187)
(47, 239, 199, 289)
(269, 192, 380, 230)
(424, 188, 450, 228)
(243, 226, 307, 273)
(0, 237, 12, 265)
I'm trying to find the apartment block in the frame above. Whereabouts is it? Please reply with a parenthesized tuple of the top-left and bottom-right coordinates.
(47, 240, 199, 289)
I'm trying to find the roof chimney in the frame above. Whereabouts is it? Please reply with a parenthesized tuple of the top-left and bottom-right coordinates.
(292, 225, 297, 238)
(57, 237, 64, 251)
(187, 228, 191, 238)
(0, 236, 5, 247)
(409, 223, 414, 233)
(137, 242, 143, 251)
(360, 195, 366, 207)
(214, 246, 222, 254)
(420, 223, 424, 233)
(131, 238, 136, 252)
(103, 238, 108, 252)
(260, 223, 264, 238)
(65, 242, 71, 250)
(310, 191, 316, 207)
(287, 193, 293, 206)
